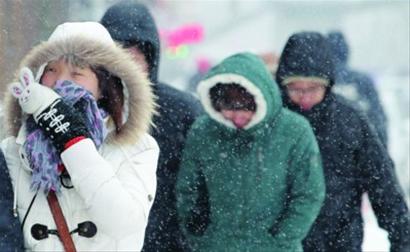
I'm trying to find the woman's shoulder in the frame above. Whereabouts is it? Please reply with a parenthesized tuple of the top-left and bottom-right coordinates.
(275, 108, 315, 139)
(103, 133, 159, 156)
(0, 136, 19, 158)
(133, 133, 159, 152)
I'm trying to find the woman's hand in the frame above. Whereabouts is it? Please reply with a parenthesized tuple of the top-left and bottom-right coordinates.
(10, 67, 89, 153)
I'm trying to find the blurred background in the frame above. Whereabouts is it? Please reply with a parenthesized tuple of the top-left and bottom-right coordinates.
(1, 0, 409, 250)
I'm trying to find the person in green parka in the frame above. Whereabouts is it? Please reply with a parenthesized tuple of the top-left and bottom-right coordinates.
(176, 52, 325, 252)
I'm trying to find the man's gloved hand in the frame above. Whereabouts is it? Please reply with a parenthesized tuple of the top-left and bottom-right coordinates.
(10, 67, 89, 153)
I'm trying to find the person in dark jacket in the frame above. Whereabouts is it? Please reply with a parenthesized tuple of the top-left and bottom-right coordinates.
(328, 31, 388, 147)
(101, 1, 202, 251)
(0, 149, 24, 251)
(276, 31, 410, 252)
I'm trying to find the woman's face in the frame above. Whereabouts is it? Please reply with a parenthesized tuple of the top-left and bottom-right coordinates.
(41, 59, 100, 98)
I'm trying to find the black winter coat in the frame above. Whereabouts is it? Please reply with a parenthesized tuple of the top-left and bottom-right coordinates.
(288, 94, 410, 252)
(0, 149, 24, 251)
(276, 31, 410, 252)
(101, 1, 202, 251)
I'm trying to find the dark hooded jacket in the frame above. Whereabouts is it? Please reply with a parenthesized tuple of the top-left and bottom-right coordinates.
(328, 31, 388, 147)
(276, 31, 410, 252)
(101, 1, 202, 251)
(0, 149, 24, 251)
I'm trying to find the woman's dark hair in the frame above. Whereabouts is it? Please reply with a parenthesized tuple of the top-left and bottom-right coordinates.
(210, 83, 256, 112)
(94, 67, 124, 133)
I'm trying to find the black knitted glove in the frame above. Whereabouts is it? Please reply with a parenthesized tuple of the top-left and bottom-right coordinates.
(9, 67, 89, 153)
(35, 98, 89, 153)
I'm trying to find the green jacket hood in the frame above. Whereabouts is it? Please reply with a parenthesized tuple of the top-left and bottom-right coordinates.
(197, 52, 282, 130)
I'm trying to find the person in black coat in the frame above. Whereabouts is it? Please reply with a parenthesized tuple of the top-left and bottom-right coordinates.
(101, 1, 202, 251)
(276, 31, 410, 252)
(0, 149, 25, 251)
(328, 31, 388, 147)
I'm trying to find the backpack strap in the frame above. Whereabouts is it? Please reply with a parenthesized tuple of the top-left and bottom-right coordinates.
(47, 191, 77, 252)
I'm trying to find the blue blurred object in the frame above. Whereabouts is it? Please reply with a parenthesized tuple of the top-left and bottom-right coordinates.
(328, 31, 388, 147)
(0, 149, 24, 251)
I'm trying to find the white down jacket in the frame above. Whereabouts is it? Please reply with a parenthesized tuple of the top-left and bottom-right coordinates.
(1, 130, 158, 251)
(1, 22, 159, 251)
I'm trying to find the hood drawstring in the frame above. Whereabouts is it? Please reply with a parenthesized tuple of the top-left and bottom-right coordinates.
(13, 164, 21, 217)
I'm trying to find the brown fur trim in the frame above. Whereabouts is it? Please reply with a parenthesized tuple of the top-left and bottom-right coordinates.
(3, 36, 156, 145)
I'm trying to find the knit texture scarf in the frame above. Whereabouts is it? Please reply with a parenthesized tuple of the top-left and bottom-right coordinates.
(24, 80, 108, 194)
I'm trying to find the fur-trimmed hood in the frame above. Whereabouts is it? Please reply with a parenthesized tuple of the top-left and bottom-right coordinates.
(197, 52, 282, 131)
(4, 33, 156, 146)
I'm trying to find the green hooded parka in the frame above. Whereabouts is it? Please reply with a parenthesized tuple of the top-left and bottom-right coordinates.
(176, 53, 325, 251)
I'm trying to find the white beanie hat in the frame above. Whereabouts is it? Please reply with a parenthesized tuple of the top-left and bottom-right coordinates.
(48, 21, 114, 46)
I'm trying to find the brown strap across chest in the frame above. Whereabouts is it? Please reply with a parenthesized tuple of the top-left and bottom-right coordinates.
(47, 191, 77, 252)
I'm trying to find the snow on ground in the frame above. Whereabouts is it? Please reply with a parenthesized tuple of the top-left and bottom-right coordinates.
(362, 194, 389, 252)
(362, 72, 409, 252)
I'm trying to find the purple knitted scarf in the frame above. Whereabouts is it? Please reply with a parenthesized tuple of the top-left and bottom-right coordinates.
(23, 80, 108, 194)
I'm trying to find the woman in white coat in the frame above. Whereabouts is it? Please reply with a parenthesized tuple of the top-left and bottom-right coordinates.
(1, 22, 159, 251)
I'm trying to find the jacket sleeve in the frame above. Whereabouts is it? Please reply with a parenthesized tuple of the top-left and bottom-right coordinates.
(357, 118, 410, 252)
(60, 135, 159, 240)
(270, 128, 325, 248)
(176, 126, 210, 243)
(0, 148, 25, 251)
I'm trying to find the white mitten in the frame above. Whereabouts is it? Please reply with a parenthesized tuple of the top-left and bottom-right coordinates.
(9, 67, 60, 119)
